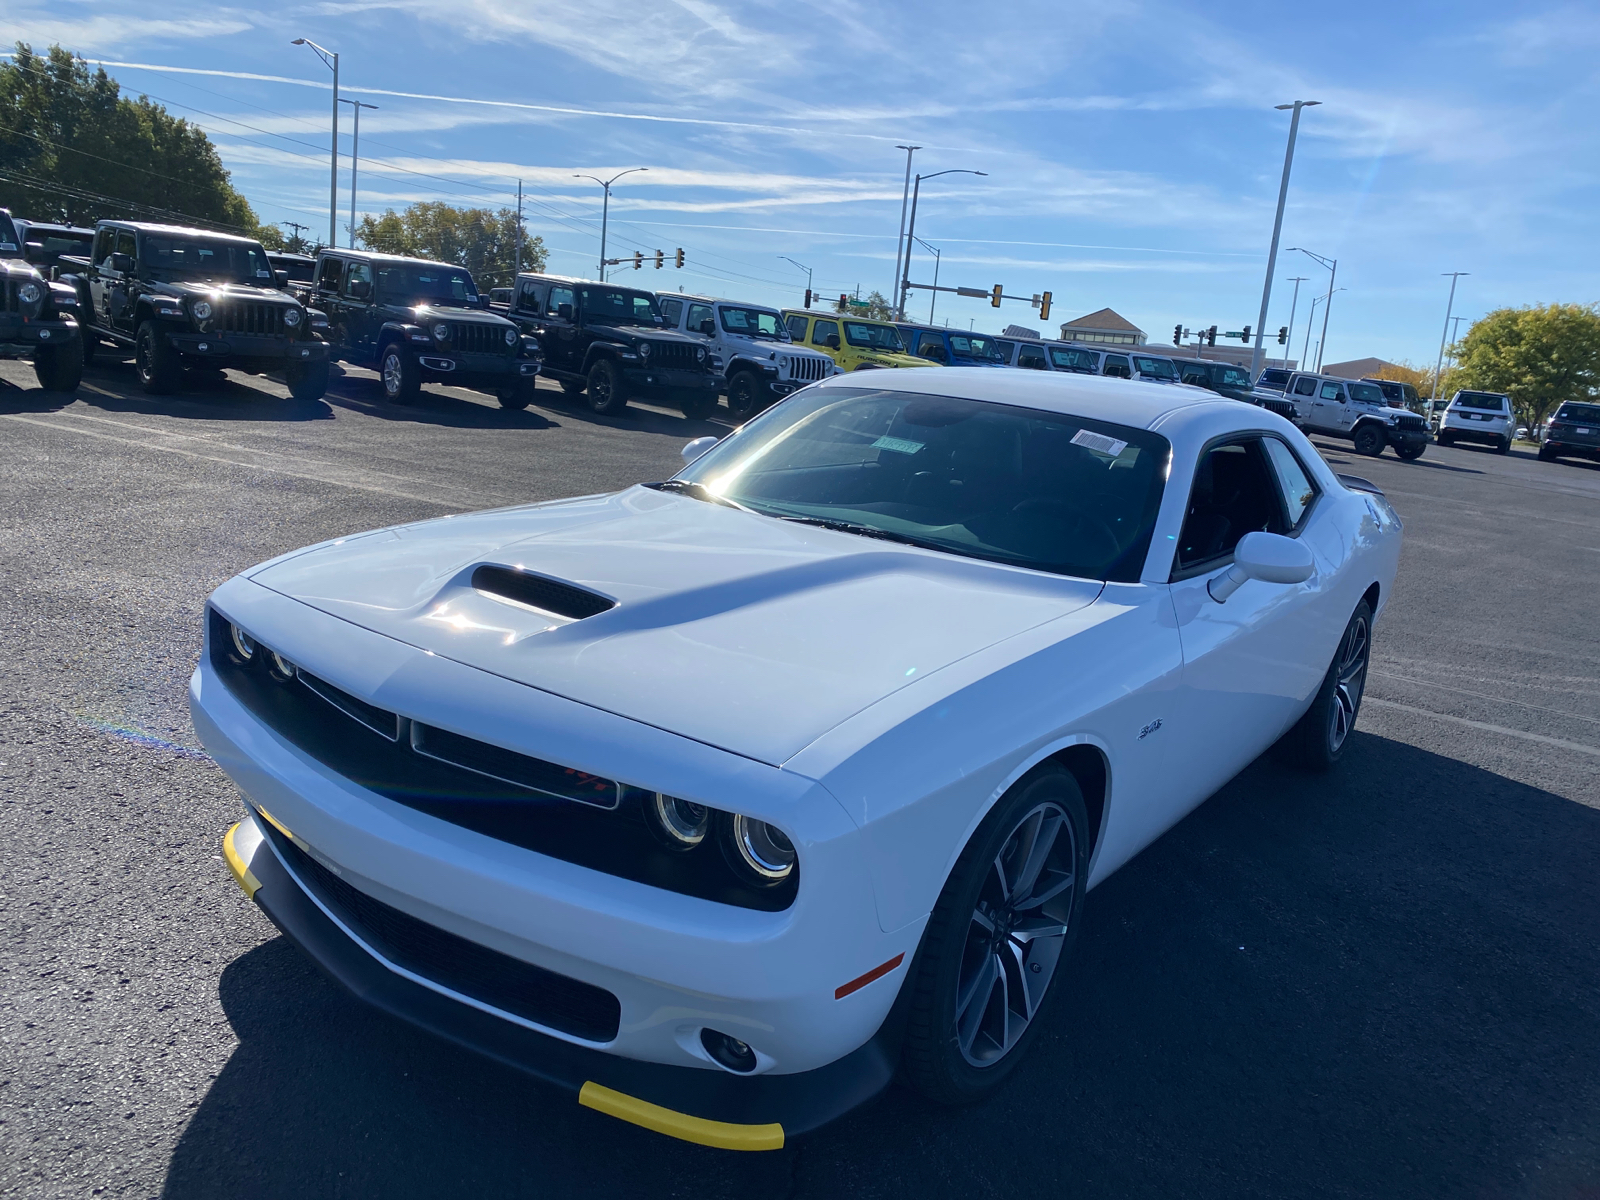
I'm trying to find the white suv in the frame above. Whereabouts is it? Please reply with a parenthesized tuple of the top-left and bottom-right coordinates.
(1437, 390, 1515, 454)
(660, 295, 837, 419)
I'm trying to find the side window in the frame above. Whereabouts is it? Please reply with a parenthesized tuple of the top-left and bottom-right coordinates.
(659, 298, 683, 326)
(1018, 345, 1048, 370)
(516, 280, 541, 314)
(1292, 376, 1318, 397)
(1174, 439, 1288, 574)
(917, 334, 948, 362)
(1103, 355, 1131, 379)
(1319, 382, 1344, 402)
(317, 256, 343, 292)
(342, 260, 372, 298)
(686, 303, 714, 334)
(812, 319, 838, 347)
(116, 230, 137, 259)
(549, 285, 575, 318)
(93, 228, 114, 265)
(785, 314, 810, 341)
(1262, 438, 1319, 529)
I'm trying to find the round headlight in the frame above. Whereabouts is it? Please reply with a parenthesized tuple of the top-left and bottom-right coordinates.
(725, 815, 796, 884)
(638, 342, 652, 358)
(432, 322, 449, 341)
(696, 346, 706, 361)
(192, 300, 213, 321)
(645, 793, 710, 850)
(504, 327, 517, 346)
(267, 650, 295, 682)
(283, 308, 302, 327)
(229, 622, 256, 663)
(17, 281, 43, 306)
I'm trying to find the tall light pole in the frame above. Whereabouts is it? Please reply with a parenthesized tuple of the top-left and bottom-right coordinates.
(890, 145, 920, 310)
(1250, 100, 1320, 377)
(1432, 272, 1469, 400)
(338, 97, 377, 246)
(778, 256, 813, 303)
(913, 236, 942, 323)
(574, 168, 647, 280)
(899, 167, 987, 318)
(1283, 276, 1308, 369)
(1290, 247, 1337, 371)
(1303, 286, 1344, 369)
(291, 38, 339, 248)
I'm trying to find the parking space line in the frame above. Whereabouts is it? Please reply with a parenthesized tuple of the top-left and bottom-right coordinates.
(1370, 670, 1600, 725)
(1365, 698, 1600, 757)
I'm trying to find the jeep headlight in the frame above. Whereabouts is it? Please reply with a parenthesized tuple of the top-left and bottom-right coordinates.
(16, 280, 43, 317)
(192, 300, 213, 322)
(432, 322, 449, 341)
(639, 342, 652, 358)
(283, 307, 302, 328)
(696, 346, 706, 362)
(503, 327, 517, 346)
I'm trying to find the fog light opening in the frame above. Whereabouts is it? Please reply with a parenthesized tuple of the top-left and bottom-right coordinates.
(700, 1028, 757, 1074)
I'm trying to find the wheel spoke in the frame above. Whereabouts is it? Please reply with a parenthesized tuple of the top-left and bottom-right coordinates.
(955, 951, 1001, 1058)
(1010, 811, 1063, 906)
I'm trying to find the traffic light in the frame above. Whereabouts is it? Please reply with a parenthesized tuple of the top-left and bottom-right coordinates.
(840, 294, 849, 310)
(1039, 291, 1051, 321)
(1277, 325, 1288, 345)
(1207, 325, 1217, 346)
(804, 288, 813, 309)
(654, 249, 664, 269)
(991, 284, 1002, 308)
(1241, 325, 1251, 343)
(632, 251, 643, 270)
(675, 248, 685, 268)
(1173, 324, 1183, 346)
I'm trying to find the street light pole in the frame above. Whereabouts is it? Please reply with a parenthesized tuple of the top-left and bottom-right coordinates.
(890, 145, 920, 312)
(1289, 247, 1337, 372)
(778, 256, 813, 302)
(574, 169, 648, 280)
(291, 38, 339, 248)
(913, 236, 941, 323)
(1284, 276, 1308, 369)
(899, 167, 987, 318)
(338, 98, 377, 246)
(1432, 272, 1469, 400)
(1251, 100, 1320, 378)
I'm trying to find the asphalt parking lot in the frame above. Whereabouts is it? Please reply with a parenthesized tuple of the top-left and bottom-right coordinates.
(2, 358, 1597, 1200)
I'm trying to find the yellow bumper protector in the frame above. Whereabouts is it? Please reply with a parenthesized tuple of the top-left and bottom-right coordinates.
(578, 1081, 784, 1151)
(223, 821, 262, 899)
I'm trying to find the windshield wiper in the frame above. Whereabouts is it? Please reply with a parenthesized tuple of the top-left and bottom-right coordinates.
(771, 515, 939, 549)
(645, 479, 753, 512)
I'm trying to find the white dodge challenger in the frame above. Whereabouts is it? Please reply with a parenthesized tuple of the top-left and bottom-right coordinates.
(195, 368, 1400, 1150)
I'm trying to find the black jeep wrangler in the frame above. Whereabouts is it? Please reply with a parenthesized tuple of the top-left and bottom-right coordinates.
(59, 221, 329, 399)
(296, 250, 539, 408)
(1, 209, 84, 391)
(498, 274, 718, 417)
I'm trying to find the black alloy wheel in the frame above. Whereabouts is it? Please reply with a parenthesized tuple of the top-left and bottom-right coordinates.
(135, 321, 181, 395)
(902, 762, 1089, 1105)
(585, 358, 629, 416)
(1280, 599, 1372, 773)
(496, 381, 531, 410)
(286, 359, 329, 402)
(1352, 424, 1386, 457)
(33, 338, 84, 392)
(726, 369, 764, 420)
(380, 343, 420, 405)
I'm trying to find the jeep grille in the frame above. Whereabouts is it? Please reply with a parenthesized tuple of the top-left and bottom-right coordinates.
(789, 354, 828, 382)
(0, 277, 16, 314)
(644, 341, 697, 369)
(448, 322, 507, 354)
(1394, 413, 1427, 432)
(218, 302, 286, 337)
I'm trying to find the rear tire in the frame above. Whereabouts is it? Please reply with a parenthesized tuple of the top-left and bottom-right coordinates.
(678, 390, 718, 420)
(1496, 437, 1511, 455)
(726, 369, 764, 420)
(1395, 442, 1425, 461)
(33, 337, 84, 392)
(585, 358, 629, 416)
(1438, 431, 1455, 446)
(380, 342, 420, 405)
(135, 321, 181, 395)
(1352, 424, 1386, 457)
(901, 762, 1089, 1106)
(286, 359, 329, 402)
(1280, 600, 1372, 773)
(1538, 445, 1558, 462)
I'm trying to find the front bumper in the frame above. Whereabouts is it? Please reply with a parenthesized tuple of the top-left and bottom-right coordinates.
(622, 365, 718, 391)
(169, 331, 328, 363)
(0, 314, 78, 357)
(1385, 427, 1430, 449)
(223, 812, 899, 1149)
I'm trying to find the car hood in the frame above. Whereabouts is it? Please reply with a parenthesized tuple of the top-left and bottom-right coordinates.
(158, 281, 297, 303)
(410, 304, 515, 327)
(247, 488, 1102, 766)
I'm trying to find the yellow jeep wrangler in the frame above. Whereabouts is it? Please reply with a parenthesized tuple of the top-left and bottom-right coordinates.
(781, 310, 935, 372)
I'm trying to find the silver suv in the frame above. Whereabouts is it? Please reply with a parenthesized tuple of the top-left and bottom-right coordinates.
(1437, 390, 1514, 454)
(660, 294, 836, 419)
(1284, 372, 1430, 459)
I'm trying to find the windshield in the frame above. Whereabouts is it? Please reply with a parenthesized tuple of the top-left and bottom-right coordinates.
(142, 234, 274, 284)
(375, 263, 478, 305)
(1555, 403, 1600, 423)
(675, 386, 1170, 582)
(720, 306, 788, 340)
(1348, 383, 1386, 404)
(1216, 366, 1251, 389)
(1257, 369, 1290, 389)
(1049, 347, 1099, 373)
(843, 321, 906, 352)
(581, 285, 662, 325)
(0, 212, 19, 257)
(949, 334, 1006, 362)
(1456, 392, 1508, 411)
(1132, 356, 1178, 380)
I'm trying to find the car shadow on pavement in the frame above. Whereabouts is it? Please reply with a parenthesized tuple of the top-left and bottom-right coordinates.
(1308, 439, 1486, 476)
(69, 364, 337, 422)
(160, 735, 1600, 1200)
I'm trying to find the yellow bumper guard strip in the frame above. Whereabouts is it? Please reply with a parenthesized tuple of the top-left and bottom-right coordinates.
(578, 1081, 784, 1151)
(223, 821, 262, 899)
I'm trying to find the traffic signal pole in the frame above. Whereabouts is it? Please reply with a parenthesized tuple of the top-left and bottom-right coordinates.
(1250, 100, 1319, 379)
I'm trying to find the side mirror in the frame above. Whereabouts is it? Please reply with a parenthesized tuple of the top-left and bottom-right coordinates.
(823, 334, 840, 349)
(1208, 532, 1315, 603)
(274, 270, 289, 286)
(348, 278, 371, 299)
(699, 319, 715, 335)
(110, 252, 134, 273)
(681, 436, 720, 463)
(557, 302, 573, 321)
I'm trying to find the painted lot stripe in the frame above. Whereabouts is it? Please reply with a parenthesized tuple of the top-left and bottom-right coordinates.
(1365, 698, 1600, 758)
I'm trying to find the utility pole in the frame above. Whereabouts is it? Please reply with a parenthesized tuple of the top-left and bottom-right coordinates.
(1283, 276, 1308, 369)
(277, 220, 310, 254)
(338, 97, 377, 247)
(890, 145, 920, 313)
(1251, 100, 1320, 378)
(291, 39, 339, 247)
(1432, 272, 1469, 400)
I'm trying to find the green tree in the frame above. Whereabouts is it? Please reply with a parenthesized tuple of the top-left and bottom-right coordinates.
(0, 43, 264, 234)
(833, 289, 895, 320)
(355, 202, 546, 288)
(1449, 304, 1600, 430)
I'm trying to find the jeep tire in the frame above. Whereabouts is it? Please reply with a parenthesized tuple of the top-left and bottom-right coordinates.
(286, 359, 329, 402)
(1351, 424, 1386, 457)
(33, 338, 84, 393)
(496, 381, 531, 410)
(585, 358, 629, 416)
(726, 369, 764, 420)
(135, 321, 181, 395)
(380, 342, 421, 405)
(1395, 441, 1425, 461)
(1538, 445, 1558, 462)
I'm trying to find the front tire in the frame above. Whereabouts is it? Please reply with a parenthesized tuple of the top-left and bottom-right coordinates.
(901, 762, 1089, 1106)
(726, 369, 765, 420)
(33, 338, 84, 392)
(1280, 600, 1372, 773)
(135, 321, 181, 395)
(286, 359, 329, 402)
(380, 343, 420, 405)
(1395, 442, 1425, 461)
(1352, 424, 1386, 457)
(585, 358, 629, 416)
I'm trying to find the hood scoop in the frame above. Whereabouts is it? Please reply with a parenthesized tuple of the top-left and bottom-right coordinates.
(471, 564, 615, 621)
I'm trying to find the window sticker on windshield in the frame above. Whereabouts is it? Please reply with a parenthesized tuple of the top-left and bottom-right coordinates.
(1071, 429, 1129, 458)
(873, 435, 925, 455)
(257, 270, 271, 278)
(0, 242, 16, 251)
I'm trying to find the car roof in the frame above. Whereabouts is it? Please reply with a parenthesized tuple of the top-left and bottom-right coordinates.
(331, 249, 479, 269)
(267, 251, 315, 262)
(807, 360, 1220, 430)
(101, 220, 263, 244)
(17, 221, 94, 235)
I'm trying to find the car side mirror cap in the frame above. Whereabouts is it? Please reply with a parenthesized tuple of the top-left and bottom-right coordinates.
(681, 436, 720, 463)
(824, 334, 840, 349)
(110, 252, 134, 273)
(1207, 531, 1315, 603)
(348, 279, 371, 299)
(557, 303, 573, 320)
(274, 270, 289, 286)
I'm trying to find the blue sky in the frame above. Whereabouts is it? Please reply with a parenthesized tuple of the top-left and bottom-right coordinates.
(10, 0, 1599, 367)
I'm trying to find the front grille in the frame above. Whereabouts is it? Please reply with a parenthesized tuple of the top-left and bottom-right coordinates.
(0, 277, 15, 314)
(448, 322, 507, 354)
(411, 722, 623, 809)
(646, 341, 700, 369)
(471, 564, 615, 620)
(1262, 397, 1298, 421)
(1394, 414, 1427, 432)
(788, 354, 828, 382)
(264, 822, 621, 1042)
(217, 301, 285, 337)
